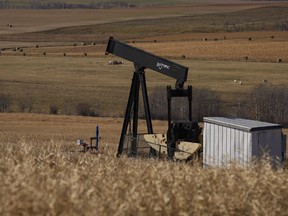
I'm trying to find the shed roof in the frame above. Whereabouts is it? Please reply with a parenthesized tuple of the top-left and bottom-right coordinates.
(203, 117, 282, 132)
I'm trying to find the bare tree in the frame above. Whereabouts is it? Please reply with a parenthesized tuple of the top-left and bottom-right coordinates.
(246, 84, 288, 125)
(18, 93, 34, 113)
(0, 94, 11, 112)
(144, 86, 222, 121)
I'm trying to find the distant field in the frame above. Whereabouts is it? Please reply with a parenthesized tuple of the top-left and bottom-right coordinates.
(1, 55, 287, 115)
(0, 1, 288, 116)
(2, 33, 288, 61)
(1, 2, 287, 36)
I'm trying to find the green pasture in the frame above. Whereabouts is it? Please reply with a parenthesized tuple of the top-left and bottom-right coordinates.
(1, 55, 287, 116)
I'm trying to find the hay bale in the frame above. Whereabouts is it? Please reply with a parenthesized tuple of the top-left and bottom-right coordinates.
(109, 60, 123, 65)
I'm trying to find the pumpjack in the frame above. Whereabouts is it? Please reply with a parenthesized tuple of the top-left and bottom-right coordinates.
(105, 37, 202, 161)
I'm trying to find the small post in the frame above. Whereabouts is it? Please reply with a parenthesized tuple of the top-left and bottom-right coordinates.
(96, 125, 99, 150)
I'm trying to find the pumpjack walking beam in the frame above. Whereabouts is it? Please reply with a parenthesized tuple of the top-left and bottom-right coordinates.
(105, 37, 189, 156)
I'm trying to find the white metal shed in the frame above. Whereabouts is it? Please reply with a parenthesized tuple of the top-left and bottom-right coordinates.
(203, 117, 286, 167)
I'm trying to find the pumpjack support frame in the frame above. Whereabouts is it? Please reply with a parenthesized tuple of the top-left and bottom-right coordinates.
(167, 85, 193, 158)
(117, 64, 154, 156)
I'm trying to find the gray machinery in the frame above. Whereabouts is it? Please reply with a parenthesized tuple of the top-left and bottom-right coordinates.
(105, 37, 201, 160)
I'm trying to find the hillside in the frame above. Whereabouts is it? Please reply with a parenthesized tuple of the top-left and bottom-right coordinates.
(0, 5, 287, 44)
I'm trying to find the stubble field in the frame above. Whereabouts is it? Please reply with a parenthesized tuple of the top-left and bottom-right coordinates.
(1, 113, 288, 215)
(1, 1, 288, 215)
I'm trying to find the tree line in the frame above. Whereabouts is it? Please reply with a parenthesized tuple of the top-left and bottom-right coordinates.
(0, 1, 132, 9)
(145, 84, 288, 126)
(1, 83, 288, 126)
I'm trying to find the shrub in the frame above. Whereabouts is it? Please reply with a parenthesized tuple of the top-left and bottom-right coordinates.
(49, 104, 58, 115)
(18, 94, 34, 113)
(76, 102, 98, 117)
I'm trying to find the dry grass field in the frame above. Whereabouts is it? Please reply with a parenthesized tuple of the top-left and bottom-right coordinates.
(1, 55, 288, 115)
(1, 2, 288, 215)
(1, 113, 288, 215)
(0, 2, 264, 35)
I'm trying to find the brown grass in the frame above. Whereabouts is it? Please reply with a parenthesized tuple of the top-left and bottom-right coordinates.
(1, 113, 288, 215)
(0, 2, 272, 35)
(0, 55, 288, 115)
(132, 37, 288, 62)
(2, 32, 288, 63)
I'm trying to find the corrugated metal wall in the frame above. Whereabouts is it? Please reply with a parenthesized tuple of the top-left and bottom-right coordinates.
(203, 117, 286, 167)
(204, 123, 284, 167)
(251, 129, 282, 159)
(204, 122, 252, 167)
